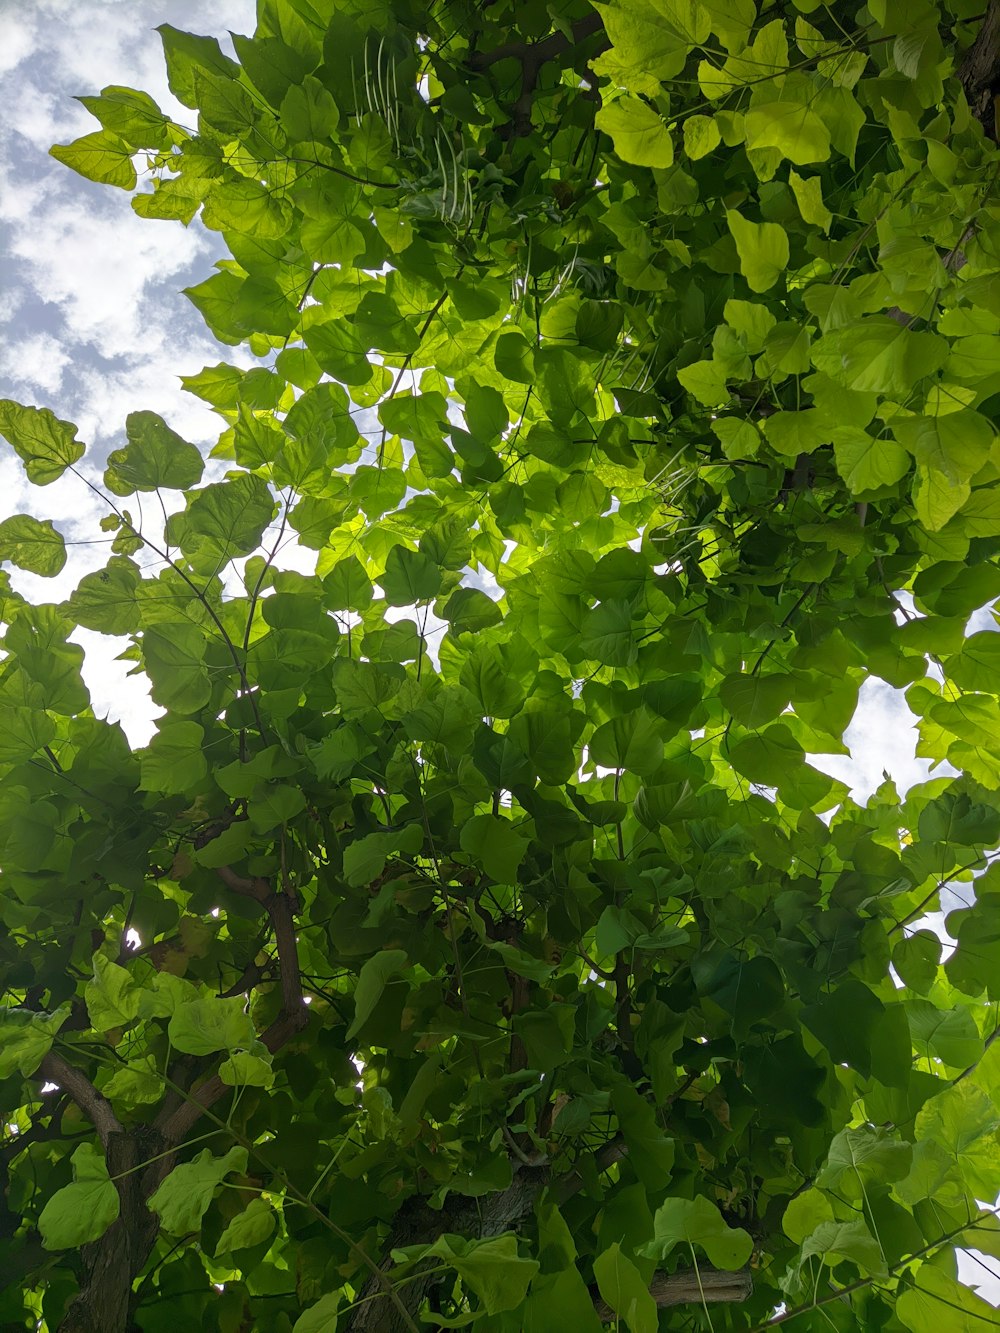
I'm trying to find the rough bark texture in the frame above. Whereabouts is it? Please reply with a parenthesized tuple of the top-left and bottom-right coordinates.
(347, 1166, 548, 1333)
(958, 0, 1000, 138)
(345, 1160, 754, 1332)
(52, 870, 306, 1332)
(594, 1264, 754, 1319)
(59, 1128, 166, 1333)
(466, 12, 607, 137)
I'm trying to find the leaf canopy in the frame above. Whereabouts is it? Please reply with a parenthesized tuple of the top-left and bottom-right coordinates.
(5, 2, 1000, 1330)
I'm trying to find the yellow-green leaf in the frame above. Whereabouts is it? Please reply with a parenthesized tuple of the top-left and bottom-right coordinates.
(596, 96, 674, 168)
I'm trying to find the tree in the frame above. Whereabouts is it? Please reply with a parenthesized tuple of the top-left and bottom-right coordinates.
(3, 0, 1000, 1328)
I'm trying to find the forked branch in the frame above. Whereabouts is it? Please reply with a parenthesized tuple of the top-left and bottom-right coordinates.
(466, 12, 607, 136)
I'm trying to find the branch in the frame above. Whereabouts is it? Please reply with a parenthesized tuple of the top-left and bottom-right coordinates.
(156, 868, 308, 1143)
(37, 1051, 123, 1147)
(753, 1208, 998, 1329)
(594, 1264, 752, 1318)
(466, 12, 607, 137)
(954, 1020, 1000, 1084)
(554, 1134, 629, 1204)
(214, 863, 270, 904)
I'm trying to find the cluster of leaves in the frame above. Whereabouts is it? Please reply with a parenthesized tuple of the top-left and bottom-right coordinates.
(4, 0, 1000, 1329)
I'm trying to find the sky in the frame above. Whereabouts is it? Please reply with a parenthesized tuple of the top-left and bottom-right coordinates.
(0, 0, 258, 741)
(0, 0, 998, 1309)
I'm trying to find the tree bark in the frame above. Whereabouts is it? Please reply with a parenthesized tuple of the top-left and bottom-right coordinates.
(958, 0, 1000, 138)
(59, 1128, 166, 1333)
(344, 1158, 753, 1331)
(346, 1166, 547, 1333)
(595, 1264, 753, 1319)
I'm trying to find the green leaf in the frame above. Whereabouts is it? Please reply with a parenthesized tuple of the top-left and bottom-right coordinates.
(0, 400, 84, 484)
(156, 24, 239, 108)
(65, 556, 141, 634)
(788, 170, 832, 231)
(812, 321, 948, 395)
(425, 1234, 539, 1314)
(485, 942, 555, 984)
(167, 995, 257, 1055)
(442, 587, 503, 634)
(590, 710, 663, 776)
(817, 1126, 912, 1189)
(677, 359, 730, 407)
(897, 1264, 1000, 1331)
(719, 673, 792, 726)
(459, 641, 532, 718)
(597, 97, 674, 167)
(728, 723, 804, 787)
(0, 1005, 70, 1078)
(181, 473, 276, 560)
(0, 701, 57, 765)
(104, 411, 204, 493)
(149, 1146, 248, 1234)
(907, 1000, 982, 1068)
(139, 720, 209, 794)
(39, 1144, 120, 1250)
(896, 411, 995, 530)
(203, 179, 292, 238)
(380, 546, 442, 605)
(802, 979, 883, 1076)
(281, 75, 340, 142)
(726, 211, 789, 292)
(77, 84, 170, 146)
(641, 1195, 752, 1270)
(892, 930, 941, 994)
(219, 1050, 275, 1088)
(782, 1189, 834, 1244)
(683, 114, 721, 159)
(745, 97, 831, 164)
(85, 953, 141, 1031)
(50, 130, 137, 188)
(460, 814, 530, 883)
(292, 1293, 341, 1333)
(343, 825, 423, 888)
(763, 409, 829, 458)
(0, 515, 66, 576)
(800, 1219, 886, 1275)
(613, 1085, 675, 1191)
(579, 600, 637, 666)
(593, 1242, 657, 1333)
(347, 950, 409, 1039)
(215, 1198, 276, 1255)
(833, 428, 911, 494)
(323, 556, 374, 611)
(142, 624, 211, 714)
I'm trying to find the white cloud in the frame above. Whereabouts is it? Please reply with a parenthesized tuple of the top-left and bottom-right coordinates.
(0, 331, 73, 394)
(73, 627, 162, 748)
(5, 198, 210, 358)
(0, 0, 257, 462)
(0, 286, 25, 324)
(1, 1, 251, 123)
(71, 335, 238, 449)
(0, 9, 37, 78)
(811, 678, 957, 803)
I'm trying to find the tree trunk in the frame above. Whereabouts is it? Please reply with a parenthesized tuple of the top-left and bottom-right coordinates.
(346, 1166, 547, 1333)
(58, 1128, 166, 1333)
(344, 1162, 754, 1331)
(958, 0, 1000, 138)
